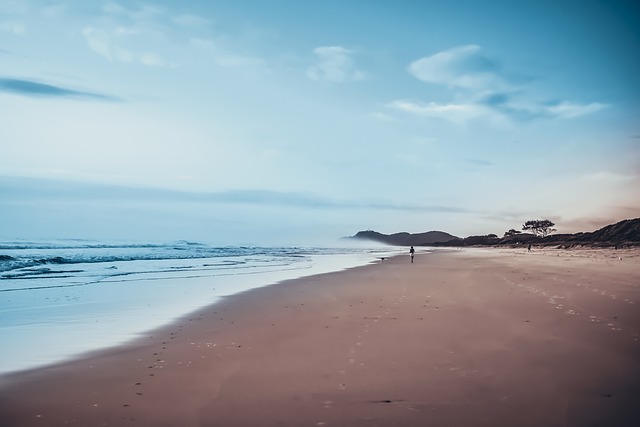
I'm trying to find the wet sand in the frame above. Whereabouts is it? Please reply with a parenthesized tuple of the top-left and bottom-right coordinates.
(1, 248, 639, 426)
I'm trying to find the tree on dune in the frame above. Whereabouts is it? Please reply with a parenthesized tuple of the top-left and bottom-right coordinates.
(522, 219, 556, 238)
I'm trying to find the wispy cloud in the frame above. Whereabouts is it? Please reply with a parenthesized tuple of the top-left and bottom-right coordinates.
(398, 44, 608, 125)
(541, 101, 608, 119)
(307, 46, 365, 83)
(205, 189, 467, 213)
(81, 2, 174, 67)
(0, 77, 121, 101)
(102, 2, 211, 28)
(0, 176, 464, 214)
(101, 2, 163, 21)
(82, 3, 255, 69)
(388, 99, 506, 126)
(82, 26, 168, 67)
(409, 44, 515, 92)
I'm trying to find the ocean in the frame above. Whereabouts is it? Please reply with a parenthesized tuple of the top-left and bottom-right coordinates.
(0, 239, 402, 375)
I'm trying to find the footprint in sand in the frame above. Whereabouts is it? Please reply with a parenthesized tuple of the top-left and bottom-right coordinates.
(606, 318, 623, 331)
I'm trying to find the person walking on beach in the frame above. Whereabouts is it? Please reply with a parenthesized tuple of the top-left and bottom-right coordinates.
(409, 246, 415, 263)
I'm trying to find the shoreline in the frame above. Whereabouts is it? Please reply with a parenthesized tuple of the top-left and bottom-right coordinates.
(0, 248, 405, 376)
(1, 248, 638, 426)
(0, 250, 415, 380)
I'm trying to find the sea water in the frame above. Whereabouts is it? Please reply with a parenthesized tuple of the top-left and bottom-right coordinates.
(0, 239, 401, 375)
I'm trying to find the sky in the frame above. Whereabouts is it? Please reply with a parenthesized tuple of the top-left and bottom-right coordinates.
(1, 0, 639, 245)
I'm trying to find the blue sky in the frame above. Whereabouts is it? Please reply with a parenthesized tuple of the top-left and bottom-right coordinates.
(1, 0, 639, 244)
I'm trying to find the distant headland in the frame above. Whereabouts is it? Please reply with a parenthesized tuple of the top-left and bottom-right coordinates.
(346, 218, 640, 248)
(346, 230, 459, 246)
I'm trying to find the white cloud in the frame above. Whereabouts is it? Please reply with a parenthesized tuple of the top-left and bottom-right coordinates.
(83, 4, 256, 70)
(409, 44, 510, 91)
(388, 99, 505, 126)
(543, 101, 608, 119)
(406, 45, 608, 124)
(489, 98, 609, 120)
(307, 46, 365, 83)
(389, 96, 606, 124)
(80, 2, 174, 67)
(82, 26, 166, 67)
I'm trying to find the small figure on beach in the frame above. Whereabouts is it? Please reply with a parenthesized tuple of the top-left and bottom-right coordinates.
(527, 243, 532, 252)
(409, 246, 415, 263)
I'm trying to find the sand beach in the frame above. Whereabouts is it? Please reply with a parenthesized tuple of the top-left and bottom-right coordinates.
(1, 247, 638, 426)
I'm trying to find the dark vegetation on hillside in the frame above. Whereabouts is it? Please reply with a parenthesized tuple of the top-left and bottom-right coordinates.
(348, 218, 640, 248)
(347, 230, 459, 246)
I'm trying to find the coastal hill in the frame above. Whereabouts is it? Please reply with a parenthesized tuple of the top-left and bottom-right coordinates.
(347, 230, 459, 246)
(446, 217, 640, 248)
(349, 218, 640, 248)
